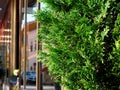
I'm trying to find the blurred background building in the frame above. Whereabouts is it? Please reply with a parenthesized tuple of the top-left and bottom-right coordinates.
(0, 0, 54, 88)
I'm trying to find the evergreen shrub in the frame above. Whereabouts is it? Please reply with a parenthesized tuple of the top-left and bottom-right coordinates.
(36, 0, 120, 89)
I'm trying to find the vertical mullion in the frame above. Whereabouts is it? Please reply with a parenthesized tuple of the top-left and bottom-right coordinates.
(23, 0, 28, 90)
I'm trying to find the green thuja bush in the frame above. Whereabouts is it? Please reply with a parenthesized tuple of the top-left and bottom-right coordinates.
(36, 0, 120, 89)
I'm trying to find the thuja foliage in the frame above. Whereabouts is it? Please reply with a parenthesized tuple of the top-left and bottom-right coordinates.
(36, 0, 120, 90)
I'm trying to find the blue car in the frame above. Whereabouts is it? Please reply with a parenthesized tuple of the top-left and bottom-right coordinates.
(20, 71, 32, 84)
(28, 71, 36, 83)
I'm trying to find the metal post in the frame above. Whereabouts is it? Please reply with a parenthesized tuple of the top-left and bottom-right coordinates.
(19, 0, 23, 89)
(10, 0, 16, 90)
(10, 0, 13, 77)
(36, 1, 43, 90)
(23, 0, 28, 90)
(10, 0, 19, 73)
(10, 0, 16, 75)
(13, 0, 17, 70)
(8, 27, 11, 89)
(10, 1, 14, 88)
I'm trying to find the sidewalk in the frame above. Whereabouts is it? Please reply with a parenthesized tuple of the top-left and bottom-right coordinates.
(21, 85, 55, 90)
(3, 84, 55, 90)
(2, 78, 9, 90)
(2, 78, 55, 90)
(2, 83, 9, 90)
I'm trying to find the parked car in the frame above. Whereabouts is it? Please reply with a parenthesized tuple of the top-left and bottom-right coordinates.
(28, 71, 36, 84)
(20, 71, 32, 84)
